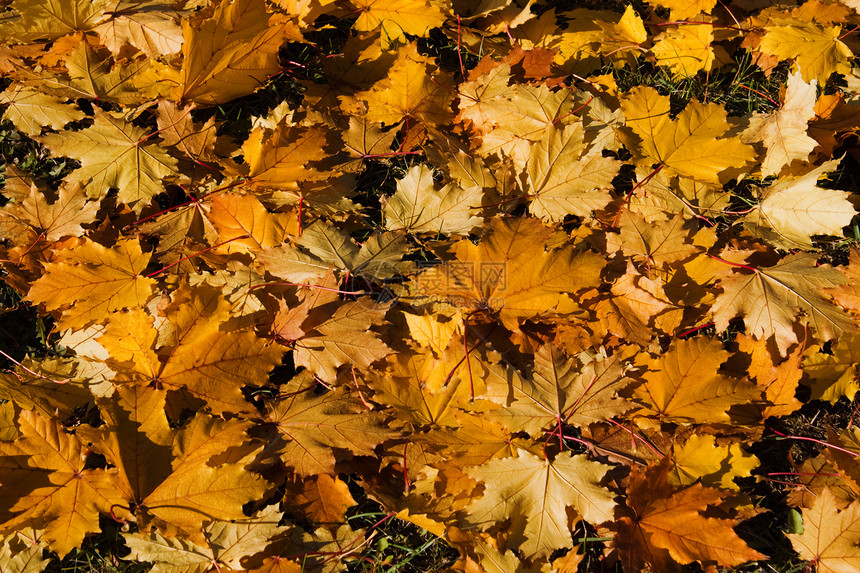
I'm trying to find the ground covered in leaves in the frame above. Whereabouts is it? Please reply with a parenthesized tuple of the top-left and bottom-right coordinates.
(3, 0, 860, 572)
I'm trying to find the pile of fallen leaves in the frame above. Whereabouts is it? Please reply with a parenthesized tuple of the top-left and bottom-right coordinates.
(3, 0, 860, 571)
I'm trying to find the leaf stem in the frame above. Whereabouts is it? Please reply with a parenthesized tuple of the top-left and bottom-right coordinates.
(0, 349, 70, 384)
(248, 282, 367, 295)
(769, 427, 860, 458)
(607, 418, 665, 458)
(655, 20, 747, 31)
(610, 163, 664, 228)
(456, 15, 466, 78)
(706, 253, 758, 273)
(677, 322, 715, 338)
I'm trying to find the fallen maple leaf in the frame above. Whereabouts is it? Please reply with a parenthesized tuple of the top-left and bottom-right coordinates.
(0, 409, 122, 557)
(257, 219, 406, 284)
(94, 286, 285, 415)
(620, 86, 756, 184)
(648, 0, 717, 20)
(350, 0, 448, 46)
(177, 0, 301, 104)
(465, 448, 617, 558)
(207, 192, 294, 253)
(383, 164, 482, 235)
(0, 0, 111, 43)
(669, 434, 759, 491)
(651, 19, 715, 77)
(0, 180, 99, 244)
(758, 20, 853, 84)
(613, 460, 766, 571)
(526, 123, 620, 221)
(292, 474, 357, 524)
(711, 250, 856, 355)
(266, 371, 399, 476)
(59, 40, 159, 104)
(37, 108, 179, 213)
(484, 343, 634, 435)
(737, 334, 804, 418)
(93, 7, 184, 59)
(741, 159, 856, 250)
(26, 238, 156, 330)
(0, 85, 85, 136)
(741, 71, 818, 177)
(408, 216, 604, 330)
(803, 333, 860, 404)
(134, 413, 274, 535)
(789, 487, 860, 573)
(631, 336, 760, 426)
(357, 42, 454, 127)
(292, 297, 394, 382)
(368, 340, 497, 426)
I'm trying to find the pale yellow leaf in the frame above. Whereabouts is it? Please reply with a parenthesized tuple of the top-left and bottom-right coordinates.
(742, 159, 856, 250)
(383, 164, 482, 234)
(741, 71, 818, 176)
(0, 86, 85, 136)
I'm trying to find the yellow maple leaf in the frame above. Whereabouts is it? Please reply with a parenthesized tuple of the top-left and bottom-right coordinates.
(803, 333, 860, 404)
(593, 264, 683, 343)
(0, 0, 112, 43)
(266, 371, 399, 476)
(0, 356, 93, 421)
(349, 0, 448, 46)
(0, 180, 99, 243)
(137, 414, 273, 534)
(357, 42, 455, 127)
(0, 85, 85, 136)
(483, 343, 634, 435)
(292, 474, 357, 524)
(369, 338, 498, 421)
(61, 39, 159, 105)
(292, 297, 394, 382)
(383, 164, 482, 234)
(37, 108, 179, 213)
(177, 0, 302, 104)
(258, 220, 406, 284)
(207, 192, 295, 253)
(526, 124, 620, 221)
(26, 238, 156, 330)
(0, 409, 123, 557)
(620, 86, 756, 184)
(607, 211, 701, 275)
(242, 123, 333, 191)
(407, 217, 604, 330)
(738, 334, 804, 418)
(712, 251, 856, 356)
(402, 310, 459, 355)
(790, 487, 860, 573)
(465, 448, 616, 558)
(741, 159, 856, 250)
(118, 285, 284, 415)
(632, 337, 761, 426)
(651, 18, 715, 77)
(646, 0, 717, 20)
(758, 20, 853, 84)
(92, 8, 184, 58)
(75, 386, 173, 513)
(595, 5, 648, 66)
(741, 70, 818, 176)
(95, 309, 160, 377)
(124, 505, 288, 570)
(670, 434, 759, 491)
